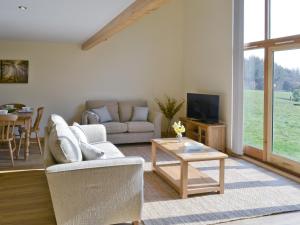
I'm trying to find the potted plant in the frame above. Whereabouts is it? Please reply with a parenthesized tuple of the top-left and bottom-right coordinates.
(155, 95, 184, 137)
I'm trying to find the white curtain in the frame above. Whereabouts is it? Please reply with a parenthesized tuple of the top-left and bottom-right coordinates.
(231, 0, 244, 155)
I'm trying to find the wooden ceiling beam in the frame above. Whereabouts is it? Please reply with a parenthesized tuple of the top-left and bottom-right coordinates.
(81, 0, 169, 50)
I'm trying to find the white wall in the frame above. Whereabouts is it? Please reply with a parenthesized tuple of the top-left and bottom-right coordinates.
(0, 0, 184, 132)
(0, 0, 234, 148)
(183, 0, 233, 148)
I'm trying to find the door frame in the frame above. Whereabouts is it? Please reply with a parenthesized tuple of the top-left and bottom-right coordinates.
(266, 43, 300, 174)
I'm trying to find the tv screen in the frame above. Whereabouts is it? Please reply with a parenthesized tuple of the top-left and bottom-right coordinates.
(187, 93, 219, 123)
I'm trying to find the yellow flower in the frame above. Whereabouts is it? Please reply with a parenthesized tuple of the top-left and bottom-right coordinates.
(172, 121, 185, 135)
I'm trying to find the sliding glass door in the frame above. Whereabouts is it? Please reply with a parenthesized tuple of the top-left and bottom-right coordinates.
(268, 46, 300, 168)
(243, 0, 300, 173)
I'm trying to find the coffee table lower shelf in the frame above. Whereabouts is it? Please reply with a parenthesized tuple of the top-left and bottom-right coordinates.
(153, 163, 221, 198)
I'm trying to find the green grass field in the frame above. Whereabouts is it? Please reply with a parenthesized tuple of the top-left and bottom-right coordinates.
(243, 90, 300, 162)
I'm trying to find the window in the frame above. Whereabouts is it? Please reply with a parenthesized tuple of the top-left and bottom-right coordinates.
(243, 49, 264, 150)
(244, 0, 265, 43)
(243, 0, 300, 173)
(270, 0, 300, 38)
(272, 48, 300, 162)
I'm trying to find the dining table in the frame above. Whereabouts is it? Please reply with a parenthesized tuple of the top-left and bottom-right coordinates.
(0, 104, 34, 160)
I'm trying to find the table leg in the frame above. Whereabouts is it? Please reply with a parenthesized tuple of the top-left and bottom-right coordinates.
(24, 120, 31, 160)
(219, 159, 225, 194)
(180, 161, 188, 198)
(151, 143, 157, 170)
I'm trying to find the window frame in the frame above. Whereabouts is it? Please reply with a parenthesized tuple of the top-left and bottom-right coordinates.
(243, 0, 300, 174)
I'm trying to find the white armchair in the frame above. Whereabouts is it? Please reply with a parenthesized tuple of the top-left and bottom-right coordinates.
(44, 121, 144, 225)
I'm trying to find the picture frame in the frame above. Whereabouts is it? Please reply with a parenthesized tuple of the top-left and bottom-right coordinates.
(0, 60, 29, 83)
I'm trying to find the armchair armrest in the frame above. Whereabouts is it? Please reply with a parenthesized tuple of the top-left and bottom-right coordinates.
(79, 124, 107, 143)
(46, 156, 144, 173)
(46, 157, 144, 225)
(149, 111, 162, 138)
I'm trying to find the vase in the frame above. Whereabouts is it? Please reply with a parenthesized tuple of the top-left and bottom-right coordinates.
(176, 133, 183, 142)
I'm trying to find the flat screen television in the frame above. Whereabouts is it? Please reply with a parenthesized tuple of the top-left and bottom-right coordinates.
(187, 93, 219, 123)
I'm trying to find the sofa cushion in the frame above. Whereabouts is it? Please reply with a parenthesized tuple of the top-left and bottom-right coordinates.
(102, 122, 127, 134)
(70, 122, 88, 143)
(126, 121, 154, 133)
(131, 106, 149, 121)
(91, 106, 112, 123)
(80, 141, 105, 160)
(47, 114, 68, 132)
(119, 100, 147, 122)
(93, 142, 124, 158)
(48, 123, 82, 163)
(86, 100, 119, 121)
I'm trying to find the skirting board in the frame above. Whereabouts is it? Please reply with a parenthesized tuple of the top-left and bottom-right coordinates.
(227, 149, 300, 184)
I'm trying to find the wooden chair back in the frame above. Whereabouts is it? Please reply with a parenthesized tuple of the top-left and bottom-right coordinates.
(32, 107, 44, 131)
(0, 115, 18, 141)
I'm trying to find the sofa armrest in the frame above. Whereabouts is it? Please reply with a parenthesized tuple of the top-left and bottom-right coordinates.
(46, 157, 144, 225)
(149, 111, 162, 138)
(81, 110, 89, 125)
(81, 110, 99, 125)
(79, 124, 107, 143)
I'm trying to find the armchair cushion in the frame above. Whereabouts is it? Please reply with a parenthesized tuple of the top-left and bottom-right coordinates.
(80, 141, 104, 160)
(48, 123, 82, 163)
(47, 114, 69, 132)
(78, 124, 107, 144)
(70, 123, 88, 143)
(126, 121, 154, 133)
(93, 142, 125, 158)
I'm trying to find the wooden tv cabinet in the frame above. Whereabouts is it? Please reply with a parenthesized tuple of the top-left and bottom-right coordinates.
(180, 117, 226, 152)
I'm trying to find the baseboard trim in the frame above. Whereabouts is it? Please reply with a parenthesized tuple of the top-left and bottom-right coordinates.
(237, 155, 300, 184)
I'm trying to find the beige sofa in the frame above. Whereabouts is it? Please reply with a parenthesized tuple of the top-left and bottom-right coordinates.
(44, 114, 144, 225)
(82, 100, 162, 144)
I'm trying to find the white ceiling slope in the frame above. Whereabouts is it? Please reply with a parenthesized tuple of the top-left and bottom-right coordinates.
(0, 0, 135, 43)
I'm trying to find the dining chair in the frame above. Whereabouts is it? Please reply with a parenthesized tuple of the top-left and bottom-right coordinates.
(0, 114, 18, 166)
(18, 107, 44, 156)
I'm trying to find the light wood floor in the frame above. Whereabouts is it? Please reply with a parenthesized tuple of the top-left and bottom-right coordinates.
(0, 169, 56, 225)
(0, 146, 299, 225)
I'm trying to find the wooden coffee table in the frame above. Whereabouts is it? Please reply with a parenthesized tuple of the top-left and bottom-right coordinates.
(151, 138, 228, 198)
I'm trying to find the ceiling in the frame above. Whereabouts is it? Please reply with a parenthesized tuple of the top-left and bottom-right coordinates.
(0, 0, 135, 43)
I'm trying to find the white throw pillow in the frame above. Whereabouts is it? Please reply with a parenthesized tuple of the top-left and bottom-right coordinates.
(70, 122, 88, 143)
(47, 114, 69, 132)
(92, 106, 112, 123)
(131, 106, 149, 121)
(80, 141, 105, 160)
(48, 123, 82, 163)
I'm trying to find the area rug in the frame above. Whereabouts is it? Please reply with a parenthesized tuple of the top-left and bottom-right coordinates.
(119, 144, 300, 225)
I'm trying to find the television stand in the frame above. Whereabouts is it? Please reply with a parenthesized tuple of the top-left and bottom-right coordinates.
(180, 117, 226, 152)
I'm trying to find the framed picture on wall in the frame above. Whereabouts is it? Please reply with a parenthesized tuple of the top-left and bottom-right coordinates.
(0, 60, 29, 83)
